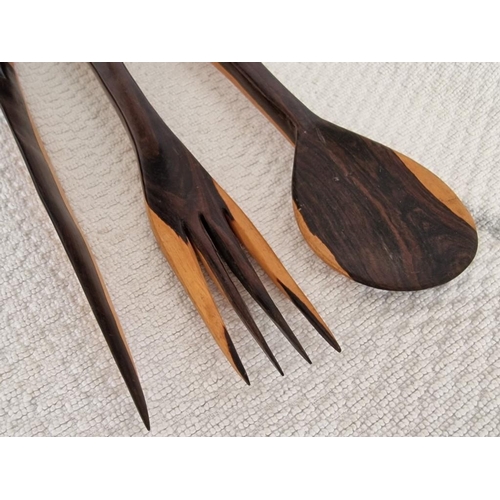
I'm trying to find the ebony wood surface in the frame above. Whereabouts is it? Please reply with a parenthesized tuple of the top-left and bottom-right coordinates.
(0, 62, 150, 430)
(217, 62, 478, 291)
(91, 63, 340, 382)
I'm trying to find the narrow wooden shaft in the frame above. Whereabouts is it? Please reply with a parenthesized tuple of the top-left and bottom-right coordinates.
(91, 62, 178, 163)
(217, 62, 313, 143)
(0, 62, 149, 429)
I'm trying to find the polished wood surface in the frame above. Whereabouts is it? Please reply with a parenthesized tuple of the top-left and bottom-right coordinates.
(216, 63, 478, 291)
(147, 207, 249, 382)
(215, 182, 341, 351)
(0, 62, 150, 430)
(91, 63, 341, 382)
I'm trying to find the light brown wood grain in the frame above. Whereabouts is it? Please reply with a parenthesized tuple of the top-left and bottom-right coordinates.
(216, 63, 477, 291)
(146, 206, 244, 379)
(395, 151, 476, 229)
(214, 182, 335, 338)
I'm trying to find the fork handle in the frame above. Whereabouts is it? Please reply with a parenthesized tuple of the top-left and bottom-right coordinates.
(91, 63, 181, 164)
(216, 62, 313, 143)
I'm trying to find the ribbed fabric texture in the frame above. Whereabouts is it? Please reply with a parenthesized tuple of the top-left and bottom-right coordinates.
(1, 63, 498, 436)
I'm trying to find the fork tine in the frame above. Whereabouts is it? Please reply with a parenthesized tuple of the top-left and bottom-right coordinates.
(214, 182, 341, 353)
(203, 213, 312, 365)
(146, 207, 249, 384)
(190, 218, 284, 376)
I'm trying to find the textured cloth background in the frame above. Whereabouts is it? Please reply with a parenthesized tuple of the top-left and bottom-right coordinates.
(0, 63, 498, 436)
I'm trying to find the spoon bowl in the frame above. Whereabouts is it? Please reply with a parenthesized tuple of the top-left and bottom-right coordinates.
(292, 117, 477, 290)
(217, 63, 478, 291)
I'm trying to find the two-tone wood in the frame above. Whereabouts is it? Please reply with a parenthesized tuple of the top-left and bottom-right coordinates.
(91, 62, 341, 383)
(216, 62, 478, 291)
(0, 62, 150, 430)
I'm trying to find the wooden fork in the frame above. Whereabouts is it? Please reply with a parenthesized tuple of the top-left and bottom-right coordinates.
(91, 63, 341, 384)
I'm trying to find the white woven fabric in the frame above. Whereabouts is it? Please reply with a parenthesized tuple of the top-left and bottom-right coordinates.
(0, 63, 498, 436)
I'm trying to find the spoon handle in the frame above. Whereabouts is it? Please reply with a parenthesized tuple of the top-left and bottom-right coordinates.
(216, 63, 313, 143)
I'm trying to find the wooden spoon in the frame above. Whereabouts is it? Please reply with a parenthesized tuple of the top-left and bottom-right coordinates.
(216, 63, 478, 291)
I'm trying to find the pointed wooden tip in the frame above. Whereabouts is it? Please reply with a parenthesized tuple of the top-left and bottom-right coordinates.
(147, 207, 252, 383)
(112, 349, 150, 430)
(291, 337, 312, 364)
(213, 182, 338, 355)
(278, 280, 342, 353)
(275, 362, 285, 377)
(140, 407, 151, 431)
(193, 227, 285, 377)
(224, 328, 250, 385)
(129, 376, 150, 429)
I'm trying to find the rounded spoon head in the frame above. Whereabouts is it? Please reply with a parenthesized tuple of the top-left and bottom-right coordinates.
(292, 118, 478, 291)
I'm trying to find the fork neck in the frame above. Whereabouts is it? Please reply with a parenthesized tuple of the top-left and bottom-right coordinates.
(217, 62, 315, 144)
(91, 62, 174, 162)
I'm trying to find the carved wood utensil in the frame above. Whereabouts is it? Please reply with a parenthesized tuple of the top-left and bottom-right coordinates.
(0, 63, 150, 430)
(91, 62, 340, 384)
(216, 63, 478, 291)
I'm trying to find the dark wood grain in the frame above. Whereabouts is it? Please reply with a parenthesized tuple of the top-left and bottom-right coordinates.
(0, 62, 150, 430)
(91, 63, 341, 382)
(217, 62, 478, 291)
